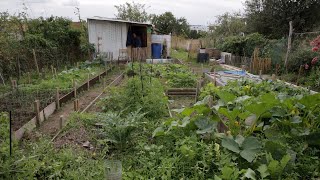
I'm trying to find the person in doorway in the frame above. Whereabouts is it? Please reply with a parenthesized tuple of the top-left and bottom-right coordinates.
(132, 33, 142, 48)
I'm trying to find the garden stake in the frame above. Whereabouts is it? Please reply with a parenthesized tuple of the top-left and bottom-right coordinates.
(27, 72, 31, 84)
(87, 74, 90, 90)
(41, 68, 45, 79)
(259, 70, 262, 79)
(59, 115, 63, 129)
(51, 65, 54, 78)
(34, 100, 40, 128)
(73, 79, 77, 98)
(56, 87, 60, 109)
(54, 68, 57, 78)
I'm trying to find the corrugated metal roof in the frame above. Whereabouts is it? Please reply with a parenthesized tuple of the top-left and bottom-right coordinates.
(87, 16, 153, 26)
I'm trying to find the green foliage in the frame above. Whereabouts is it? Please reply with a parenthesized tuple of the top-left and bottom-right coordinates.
(245, 0, 320, 39)
(99, 77, 168, 119)
(288, 49, 317, 72)
(0, 13, 88, 80)
(209, 12, 247, 38)
(218, 33, 267, 56)
(114, 2, 150, 22)
(97, 110, 146, 151)
(0, 112, 105, 179)
(151, 12, 190, 37)
(221, 135, 262, 162)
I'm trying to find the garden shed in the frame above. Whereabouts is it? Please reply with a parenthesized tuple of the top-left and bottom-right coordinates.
(87, 17, 153, 61)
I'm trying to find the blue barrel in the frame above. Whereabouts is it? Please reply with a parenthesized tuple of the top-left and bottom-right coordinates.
(151, 43, 162, 59)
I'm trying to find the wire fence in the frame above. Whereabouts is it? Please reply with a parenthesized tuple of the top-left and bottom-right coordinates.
(0, 87, 72, 131)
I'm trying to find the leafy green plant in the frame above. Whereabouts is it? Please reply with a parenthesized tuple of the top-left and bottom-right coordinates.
(97, 109, 146, 151)
(221, 135, 262, 162)
(99, 77, 168, 119)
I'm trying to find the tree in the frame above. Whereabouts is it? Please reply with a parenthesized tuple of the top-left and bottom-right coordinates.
(210, 12, 247, 38)
(245, 0, 320, 39)
(114, 2, 150, 23)
(151, 12, 176, 34)
(151, 12, 190, 37)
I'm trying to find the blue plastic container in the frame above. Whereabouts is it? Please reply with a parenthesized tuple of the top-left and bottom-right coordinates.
(151, 43, 162, 59)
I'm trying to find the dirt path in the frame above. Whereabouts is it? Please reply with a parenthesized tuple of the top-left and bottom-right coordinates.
(37, 71, 122, 137)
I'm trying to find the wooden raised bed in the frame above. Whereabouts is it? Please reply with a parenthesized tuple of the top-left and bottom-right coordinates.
(14, 67, 114, 140)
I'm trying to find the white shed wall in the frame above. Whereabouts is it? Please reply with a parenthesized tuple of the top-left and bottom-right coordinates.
(88, 20, 128, 60)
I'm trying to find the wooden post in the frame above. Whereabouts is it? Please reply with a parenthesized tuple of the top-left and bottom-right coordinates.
(196, 81, 200, 102)
(76, 62, 79, 68)
(65, 66, 67, 71)
(201, 63, 204, 74)
(73, 79, 77, 98)
(34, 100, 40, 128)
(27, 72, 31, 84)
(41, 68, 45, 79)
(32, 49, 40, 76)
(272, 74, 276, 81)
(11, 80, 16, 90)
(59, 115, 63, 129)
(87, 74, 90, 90)
(54, 68, 57, 78)
(284, 21, 293, 72)
(259, 70, 262, 79)
(56, 87, 60, 109)
(74, 99, 78, 111)
(51, 65, 54, 78)
(77, 99, 80, 111)
(213, 69, 217, 86)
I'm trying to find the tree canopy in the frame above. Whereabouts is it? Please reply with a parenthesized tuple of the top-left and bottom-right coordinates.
(210, 12, 246, 38)
(245, 0, 320, 39)
(114, 2, 150, 23)
(151, 12, 190, 37)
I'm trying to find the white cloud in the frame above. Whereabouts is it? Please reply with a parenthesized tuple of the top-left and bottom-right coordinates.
(61, 0, 79, 6)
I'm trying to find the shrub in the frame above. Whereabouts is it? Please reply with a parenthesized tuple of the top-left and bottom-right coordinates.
(288, 49, 317, 73)
(218, 33, 267, 56)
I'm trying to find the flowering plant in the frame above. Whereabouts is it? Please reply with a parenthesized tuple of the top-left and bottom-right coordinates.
(310, 35, 320, 67)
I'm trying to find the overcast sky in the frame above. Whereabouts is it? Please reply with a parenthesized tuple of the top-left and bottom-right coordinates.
(0, 0, 245, 25)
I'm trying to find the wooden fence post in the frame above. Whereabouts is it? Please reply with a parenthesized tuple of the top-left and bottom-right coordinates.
(54, 68, 57, 78)
(73, 79, 77, 98)
(259, 70, 262, 79)
(59, 115, 63, 129)
(272, 74, 276, 81)
(51, 65, 54, 78)
(87, 74, 90, 90)
(74, 99, 79, 111)
(27, 72, 31, 84)
(56, 87, 60, 109)
(11, 80, 17, 90)
(34, 100, 40, 128)
(284, 21, 293, 72)
(41, 68, 45, 79)
(213, 69, 217, 86)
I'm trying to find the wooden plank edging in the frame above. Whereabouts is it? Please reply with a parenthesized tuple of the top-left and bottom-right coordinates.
(13, 67, 114, 141)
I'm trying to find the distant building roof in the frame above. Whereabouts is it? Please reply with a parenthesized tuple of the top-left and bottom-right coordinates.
(87, 16, 152, 26)
(189, 25, 209, 32)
